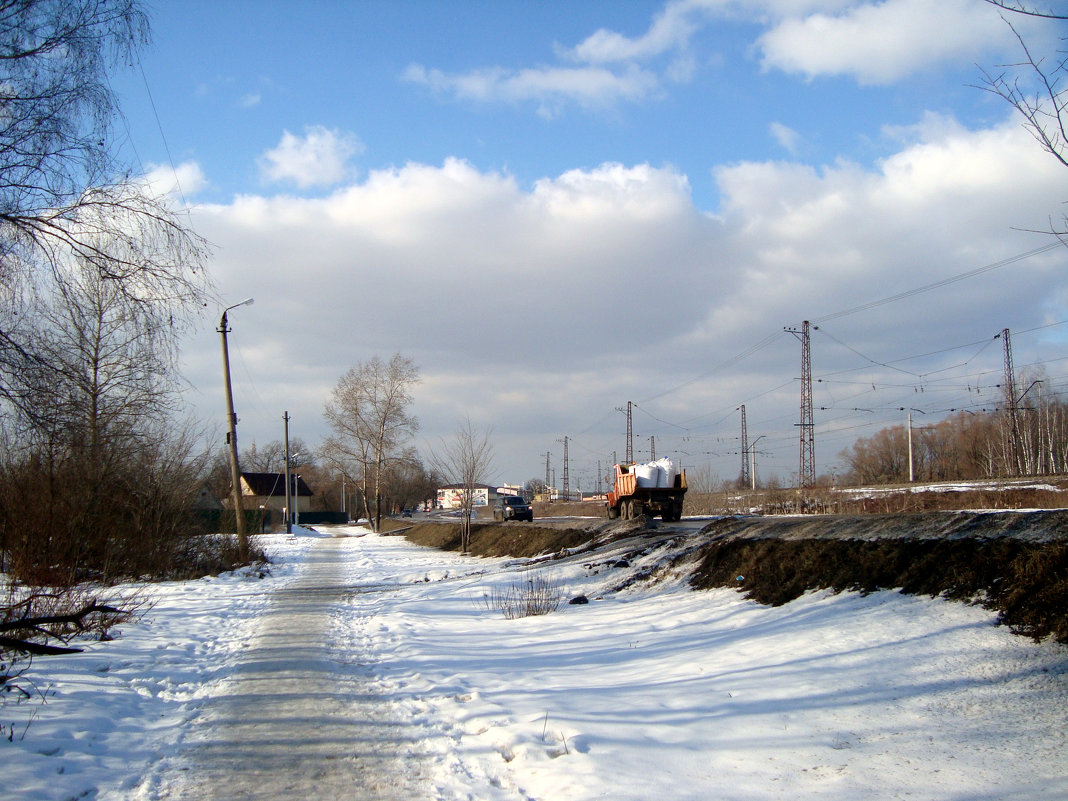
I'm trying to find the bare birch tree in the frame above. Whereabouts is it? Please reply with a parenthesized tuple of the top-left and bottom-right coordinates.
(322, 353, 420, 531)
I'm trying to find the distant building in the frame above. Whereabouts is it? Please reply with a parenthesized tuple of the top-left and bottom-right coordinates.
(240, 472, 313, 514)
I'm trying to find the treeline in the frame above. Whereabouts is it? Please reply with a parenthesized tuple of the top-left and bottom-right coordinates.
(841, 396, 1068, 485)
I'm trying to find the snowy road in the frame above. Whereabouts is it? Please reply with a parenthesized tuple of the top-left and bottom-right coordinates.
(154, 536, 432, 800)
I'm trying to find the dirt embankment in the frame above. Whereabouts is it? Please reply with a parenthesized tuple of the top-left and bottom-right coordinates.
(685, 512, 1068, 643)
(386, 510, 1068, 644)
(394, 519, 627, 558)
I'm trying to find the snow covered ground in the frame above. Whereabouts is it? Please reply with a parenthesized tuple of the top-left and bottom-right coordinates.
(837, 478, 1062, 497)
(6, 524, 1068, 800)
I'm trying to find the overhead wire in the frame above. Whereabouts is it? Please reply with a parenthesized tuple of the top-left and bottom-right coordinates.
(812, 241, 1064, 323)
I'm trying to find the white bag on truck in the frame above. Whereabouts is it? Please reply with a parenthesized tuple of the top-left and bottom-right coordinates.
(656, 458, 676, 488)
(634, 463, 659, 488)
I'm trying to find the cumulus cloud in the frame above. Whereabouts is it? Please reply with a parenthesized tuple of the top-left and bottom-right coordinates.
(183, 115, 1067, 483)
(142, 160, 208, 199)
(258, 126, 364, 188)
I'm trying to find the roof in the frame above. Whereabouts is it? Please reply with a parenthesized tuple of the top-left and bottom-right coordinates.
(241, 472, 313, 497)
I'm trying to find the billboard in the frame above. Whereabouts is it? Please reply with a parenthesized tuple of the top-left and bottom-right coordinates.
(437, 486, 489, 509)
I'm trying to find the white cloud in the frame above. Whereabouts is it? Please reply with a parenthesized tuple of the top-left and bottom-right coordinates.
(142, 160, 208, 199)
(402, 63, 660, 114)
(258, 126, 364, 189)
(755, 0, 1011, 84)
(770, 121, 802, 154)
(562, 0, 710, 64)
(403, 1, 1016, 116)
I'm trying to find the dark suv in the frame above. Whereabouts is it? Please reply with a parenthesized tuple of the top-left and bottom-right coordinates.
(493, 495, 533, 522)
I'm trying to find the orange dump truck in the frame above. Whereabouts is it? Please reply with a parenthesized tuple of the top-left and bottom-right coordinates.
(606, 460, 687, 521)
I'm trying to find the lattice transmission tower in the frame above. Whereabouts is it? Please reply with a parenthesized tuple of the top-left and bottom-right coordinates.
(562, 436, 570, 501)
(1002, 328, 1021, 476)
(626, 401, 633, 463)
(786, 321, 815, 489)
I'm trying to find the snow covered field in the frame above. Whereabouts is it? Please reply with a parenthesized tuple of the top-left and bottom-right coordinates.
(6, 525, 1068, 800)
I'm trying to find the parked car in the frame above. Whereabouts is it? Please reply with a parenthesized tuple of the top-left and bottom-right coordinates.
(493, 495, 533, 522)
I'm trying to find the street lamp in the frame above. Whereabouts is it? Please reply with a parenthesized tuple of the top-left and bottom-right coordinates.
(219, 297, 254, 552)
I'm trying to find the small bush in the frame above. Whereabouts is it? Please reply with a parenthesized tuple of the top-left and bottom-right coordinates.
(483, 574, 564, 619)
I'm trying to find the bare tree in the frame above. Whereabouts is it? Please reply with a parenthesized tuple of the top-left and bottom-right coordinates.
(977, 2, 1068, 233)
(429, 418, 495, 552)
(0, 0, 211, 413)
(322, 353, 420, 531)
(983, 2, 1067, 20)
(242, 438, 313, 473)
(524, 477, 547, 496)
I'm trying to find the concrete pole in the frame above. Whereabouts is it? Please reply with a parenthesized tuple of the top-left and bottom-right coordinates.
(284, 411, 292, 534)
(220, 303, 253, 552)
(908, 410, 914, 483)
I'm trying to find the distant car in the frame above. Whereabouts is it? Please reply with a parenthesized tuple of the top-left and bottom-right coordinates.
(402, 509, 413, 518)
(493, 495, 533, 522)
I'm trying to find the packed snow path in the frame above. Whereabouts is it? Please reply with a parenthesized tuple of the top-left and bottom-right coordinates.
(156, 535, 431, 800)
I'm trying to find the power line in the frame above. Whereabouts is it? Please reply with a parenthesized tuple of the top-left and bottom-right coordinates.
(814, 241, 1064, 323)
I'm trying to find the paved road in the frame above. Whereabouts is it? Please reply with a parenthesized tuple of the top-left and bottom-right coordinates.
(157, 536, 432, 800)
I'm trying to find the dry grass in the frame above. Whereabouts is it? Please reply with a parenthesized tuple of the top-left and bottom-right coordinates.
(481, 574, 565, 619)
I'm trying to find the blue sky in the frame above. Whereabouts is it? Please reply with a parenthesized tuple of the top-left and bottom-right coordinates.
(111, 1, 1068, 489)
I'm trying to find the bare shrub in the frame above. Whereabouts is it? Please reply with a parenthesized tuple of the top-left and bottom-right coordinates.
(482, 573, 564, 619)
(1, 584, 151, 733)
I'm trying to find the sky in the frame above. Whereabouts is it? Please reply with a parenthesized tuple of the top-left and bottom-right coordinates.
(109, 0, 1068, 489)
(7, 527, 1068, 799)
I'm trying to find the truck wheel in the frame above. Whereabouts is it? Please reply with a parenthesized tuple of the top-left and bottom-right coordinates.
(607, 505, 619, 519)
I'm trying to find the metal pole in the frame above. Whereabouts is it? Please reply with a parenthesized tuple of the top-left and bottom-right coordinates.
(284, 411, 292, 534)
(750, 435, 765, 491)
(908, 410, 914, 483)
(220, 301, 253, 551)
